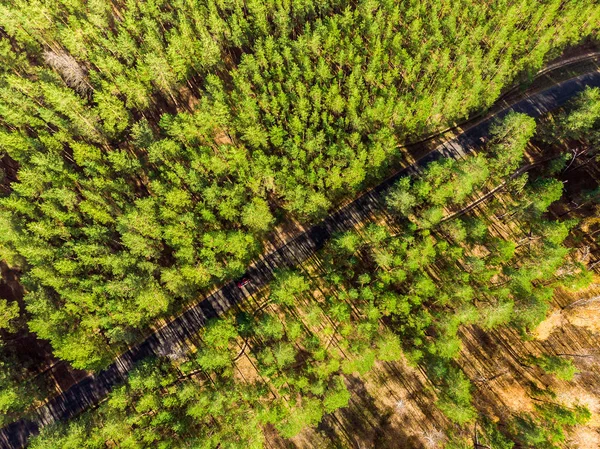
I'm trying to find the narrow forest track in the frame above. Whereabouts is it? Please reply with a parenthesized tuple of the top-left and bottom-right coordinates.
(2, 63, 600, 449)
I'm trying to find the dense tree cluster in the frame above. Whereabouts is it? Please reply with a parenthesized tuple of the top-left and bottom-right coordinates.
(447, 403, 590, 449)
(29, 359, 268, 449)
(530, 354, 579, 381)
(29, 111, 594, 447)
(539, 86, 600, 145)
(0, 0, 597, 368)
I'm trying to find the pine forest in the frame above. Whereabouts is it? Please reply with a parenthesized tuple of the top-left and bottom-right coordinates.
(0, 1, 600, 448)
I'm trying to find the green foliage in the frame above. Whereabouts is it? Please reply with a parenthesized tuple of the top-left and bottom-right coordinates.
(342, 350, 376, 376)
(195, 318, 240, 372)
(437, 397, 477, 425)
(559, 87, 600, 140)
(242, 198, 275, 233)
(255, 314, 285, 341)
(530, 355, 579, 381)
(542, 87, 600, 144)
(436, 368, 477, 424)
(510, 401, 591, 448)
(333, 231, 362, 255)
(376, 332, 403, 362)
(272, 342, 297, 368)
(489, 112, 537, 176)
(444, 435, 474, 449)
(276, 398, 324, 439)
(527, 178, 564, 216)
(323, 377, 351, 414)
(386, 178, 416, 217)
(270, 270, 310, 306)
(202, 318, 239, 349)
(0, 299, 19, 332)
(30, 358, 266, 449)
(562, 265, 594, 291)
(480, 417, 515, 449)
(479, 300, 514, 330)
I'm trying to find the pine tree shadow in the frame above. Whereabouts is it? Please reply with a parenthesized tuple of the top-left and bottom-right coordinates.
(316, 375, 423, 449)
